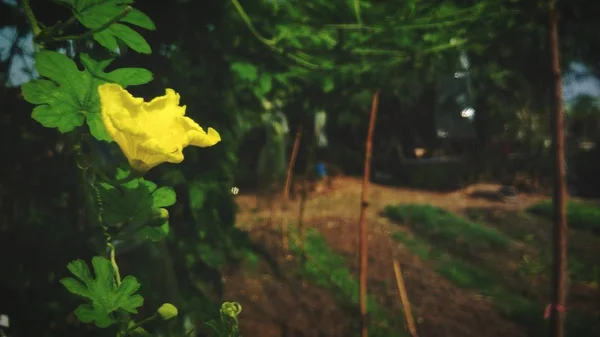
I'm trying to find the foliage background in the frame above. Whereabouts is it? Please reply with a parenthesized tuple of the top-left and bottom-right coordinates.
(1, 0, 600, 336)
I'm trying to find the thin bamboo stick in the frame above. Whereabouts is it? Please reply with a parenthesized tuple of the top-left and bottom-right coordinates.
(281, 126, 303, 252)
(393, 260, 419, 337)
(359, 91, 380, 337)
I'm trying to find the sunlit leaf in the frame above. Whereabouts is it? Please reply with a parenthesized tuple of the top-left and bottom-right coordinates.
(322, 76, 335, 93)
(231, 62, 258, 81)
(54, 0, 154, 54)
(22, 51, 152, 141)
(152, 187, 177, 208)
(99, 171, 175, 234)
(80, 54, 152, 87)
(60, 256, 143, 328)
(254, 74, 272, 97)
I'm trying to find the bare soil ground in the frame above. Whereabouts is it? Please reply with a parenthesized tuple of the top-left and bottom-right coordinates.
(220, 176, 584, 337)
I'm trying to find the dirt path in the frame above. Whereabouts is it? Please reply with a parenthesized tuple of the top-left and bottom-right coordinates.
(224, 176, 550, 337)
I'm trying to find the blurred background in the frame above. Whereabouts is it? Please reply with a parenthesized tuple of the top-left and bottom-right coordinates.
(1, 0, 600, 336)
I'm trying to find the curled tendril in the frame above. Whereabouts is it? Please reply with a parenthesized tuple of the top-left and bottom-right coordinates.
(75, 156, 92, 171)
(90, 181, 104, 221)
(220, 302, 242, 320)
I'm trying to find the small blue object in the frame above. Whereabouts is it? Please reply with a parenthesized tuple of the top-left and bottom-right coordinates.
(315, 162, 327, 178)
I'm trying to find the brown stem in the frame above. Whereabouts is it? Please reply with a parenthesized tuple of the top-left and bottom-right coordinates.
(359, 91, 380, 337)
(548, 2, 568, 337)
(297, 180, 308, 253)
(281, 126, 303, 252)
(297, 126, 317, 254)
(284, 126, 304, 200)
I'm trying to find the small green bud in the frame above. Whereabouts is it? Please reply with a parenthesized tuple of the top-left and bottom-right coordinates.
(147, 208, 169, 227)
(153, 208, 169, 220)
(157, 303, 178, 320)
(220, 302, 242, 319)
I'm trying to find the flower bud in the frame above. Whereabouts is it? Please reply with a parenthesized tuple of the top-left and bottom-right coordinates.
(157, 303, 178, 320)
(147, 208, 169, 227)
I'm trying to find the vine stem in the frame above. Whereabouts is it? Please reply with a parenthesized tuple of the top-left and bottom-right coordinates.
(21, 0, 41, 37)
(230, 0, 318, 69)
(52, 6, 133, 42)
(108, 242, 122, 286)
(230, 0, 275, 46)
(78, 151, 123, 288)
(353, 0, 362, 26)
(85, 162, 122, 287)
(122, 314, 158, 336)
(21, 0, 42, 50)
(80, 134, 140, 187)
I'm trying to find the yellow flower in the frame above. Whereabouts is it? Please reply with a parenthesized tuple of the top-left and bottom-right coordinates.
(98, 83, 221, 172)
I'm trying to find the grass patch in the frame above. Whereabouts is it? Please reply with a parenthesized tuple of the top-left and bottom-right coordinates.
(528, 200, 600, 235)
(465, 208, 544, 241)
(386, 204, 599, 337)
(392, 231, 496, 290)
(384, 204, 511, 262)
(465, 207, 600, 285)
(289, 228, 409, 337)
(391, 231, 547, 336)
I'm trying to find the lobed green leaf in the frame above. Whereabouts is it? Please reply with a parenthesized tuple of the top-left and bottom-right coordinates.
(60, 256, 143, 328)
(22, 51, 152, 141)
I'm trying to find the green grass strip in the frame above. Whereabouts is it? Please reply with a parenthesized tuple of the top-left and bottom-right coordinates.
(384, 204, 510, 258)
(528, 200, 600, 235)
(289, 229, 410, 337)
(385, 205, 598, 337)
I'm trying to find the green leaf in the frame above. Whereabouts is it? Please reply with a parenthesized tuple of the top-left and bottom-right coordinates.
(121, 8, 156, 30)
(80, 53, 153, 87)
(30, 103, 86, 133)
(137, 222, 170, 242)
(257, 74, 272, 95)
(87, 111, 111, 141)
(98, 178, 154, 228)
(55, 0, 154, 54)
(106, 67, 153, 87)
(95, 23, 151, 54)
(188, 181, 207, 211)
(273, 73, 289, 85)
(160, 169, 187, 186)
(322, 76, 335, 93)
(231, 62, 258, 82)
(152, 187, 177, 207)
(22, 51, 151, 141)
(60, 256, 144, 328)
(22, 52, 88, 133)
(98, 174, 176, 240)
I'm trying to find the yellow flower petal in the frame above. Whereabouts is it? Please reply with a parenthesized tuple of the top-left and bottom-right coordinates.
(98, 83, 221, 173)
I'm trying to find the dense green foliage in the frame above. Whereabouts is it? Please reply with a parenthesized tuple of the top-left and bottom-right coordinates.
(1, 0, 600, 336)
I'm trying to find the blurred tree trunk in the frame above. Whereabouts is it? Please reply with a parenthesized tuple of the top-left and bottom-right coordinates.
(473, 94, 491, 177)
(548, 1, 568, 337)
